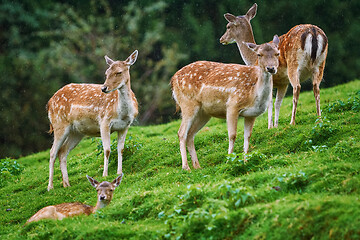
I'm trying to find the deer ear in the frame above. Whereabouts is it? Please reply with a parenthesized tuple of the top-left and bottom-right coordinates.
(87, 175, 100, 188)
(224, 13, 237, 23)
(272, 35, 280, 47)
(246, 3, 257, 20)
(125, 50, 138, 66)
(112, 173, 123, 188)
(105, 55, 114, 66)
(244, 42, 258, 51)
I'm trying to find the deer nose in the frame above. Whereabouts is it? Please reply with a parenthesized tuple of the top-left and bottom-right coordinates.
(100, 195, 106, 200)
(101, 86, 108, 93)
(266, 67, 276, 74)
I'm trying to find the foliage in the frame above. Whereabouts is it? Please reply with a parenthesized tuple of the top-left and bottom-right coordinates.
(324, 90, 360, 113)
(0, 158, 24, 187)
(1, 81, 360, 239)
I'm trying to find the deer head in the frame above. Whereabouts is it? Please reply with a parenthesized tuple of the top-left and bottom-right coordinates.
(245, 35, 280, 74)
(86, 174, 123, 209)
(101, 50, 138, 93)
(220, 3, 257, 45)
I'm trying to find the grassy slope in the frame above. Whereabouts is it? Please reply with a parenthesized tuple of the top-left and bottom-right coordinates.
(1, 80, 359, 239)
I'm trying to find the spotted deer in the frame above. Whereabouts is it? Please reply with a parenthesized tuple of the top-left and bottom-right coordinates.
(171, 36, 280, 170)
(220, 3, 328, 128)
(26, 174, 122, 224)
(46, 50, 138, 191)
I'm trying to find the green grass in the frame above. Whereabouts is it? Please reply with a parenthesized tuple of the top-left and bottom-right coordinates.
(1, 80, 360, 239)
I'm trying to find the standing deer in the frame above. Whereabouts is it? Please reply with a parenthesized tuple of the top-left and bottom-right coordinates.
(171, 36, 280, 170)
(47, 50, 138, 191)
(220, 3, 328, 128)
(26, 174, 123, 224)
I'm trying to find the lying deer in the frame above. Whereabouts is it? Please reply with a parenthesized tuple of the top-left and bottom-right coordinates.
(47, 51, 138, 191)
(171, 35, 280, 170)
(220, 3, 328, 128)
(26, 174, 123, 224)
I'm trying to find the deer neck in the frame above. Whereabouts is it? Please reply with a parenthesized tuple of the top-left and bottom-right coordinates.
(235, 29, 257, 66)
(117, 80, 135, 116)
(254, 66, 273, 108)
(241, 66, 273, 117)
(93, 201, 109, 213)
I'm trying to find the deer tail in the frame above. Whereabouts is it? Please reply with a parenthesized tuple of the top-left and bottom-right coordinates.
(48, 123, 54, 134)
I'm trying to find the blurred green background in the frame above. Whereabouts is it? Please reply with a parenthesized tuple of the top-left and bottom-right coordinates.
(0, 0, 359, 158)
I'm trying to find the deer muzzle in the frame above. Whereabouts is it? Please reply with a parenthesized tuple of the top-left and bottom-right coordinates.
(101, 86, 108, 93)
(266, 67, 277, 74)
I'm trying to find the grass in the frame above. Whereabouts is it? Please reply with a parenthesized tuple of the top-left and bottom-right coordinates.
(1, 80, 360, 239)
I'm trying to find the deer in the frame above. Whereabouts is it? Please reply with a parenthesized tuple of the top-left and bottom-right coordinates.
(46, 50, 138, 191)
(171, 35, 280, 170)
(220, 3, 328, 128)
(25, 174, 123, 225)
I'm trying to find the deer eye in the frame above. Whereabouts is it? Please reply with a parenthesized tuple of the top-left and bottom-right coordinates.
(116, 72, 122, 76)
(257, 54, 262, 57)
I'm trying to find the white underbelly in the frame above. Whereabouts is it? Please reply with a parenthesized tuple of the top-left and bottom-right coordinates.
(110, 116, 134, 131)
(72, 119, 100, 136)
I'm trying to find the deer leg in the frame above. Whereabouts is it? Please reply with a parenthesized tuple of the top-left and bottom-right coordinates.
(186, 112, 210, 169)
(178, 106, 200, 170)
(58, 132, 83, 188)
(274, 85, 288, 128)
(267, 96, 274, 129)
(116, 128, 128, 175)
(288, 68, 301, 126)
(312, 61, 325, 117)
(48, 126, 70, 191)
(226, 108, 240, 154)
(243, 117, 256, 154)
(100, 123, 111, 177)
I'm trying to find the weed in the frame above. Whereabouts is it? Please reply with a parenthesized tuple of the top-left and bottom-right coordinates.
(219, 152, 268, 177)
(324, 90, 360, 113)
(92, 134, 143, 162)
(272, 170, 309, 192)
(0, 158, 24, 187)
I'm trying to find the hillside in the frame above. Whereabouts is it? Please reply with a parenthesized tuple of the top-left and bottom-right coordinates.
(1, 80, 360, 239)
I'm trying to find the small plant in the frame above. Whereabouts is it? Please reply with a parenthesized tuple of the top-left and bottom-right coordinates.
(304, 117, 336, 149)
(222, 152, 267, 176)
(273, 171, 309, 192)
(324, 90, 360, 113)
(160, 183, 256, 239)
(123, 135, 143, 159)
(311, 145, 328, 152)
(0, 158, 24, 187)
(92, 134, 143, 161)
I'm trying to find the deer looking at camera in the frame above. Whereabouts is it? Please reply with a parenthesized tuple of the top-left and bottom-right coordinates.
(47, 51, 138, 191)
(26, 174, 123, 224)
(220, 3, 328, 128)
(171, 35, 280, 170)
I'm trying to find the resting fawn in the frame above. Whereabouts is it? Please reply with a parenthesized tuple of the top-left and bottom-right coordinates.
(26, 174, 123, 224)
(171, 36, 280, 170)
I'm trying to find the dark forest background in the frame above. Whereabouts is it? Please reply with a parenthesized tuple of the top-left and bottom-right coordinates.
(1, 0, 359, 158)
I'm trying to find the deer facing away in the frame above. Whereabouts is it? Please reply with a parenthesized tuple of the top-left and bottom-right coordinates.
(47, 51, 138, 191)
(171, 35, 280, 170)
(26, 174, 123, 224)
(220, 3, 328, 128)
